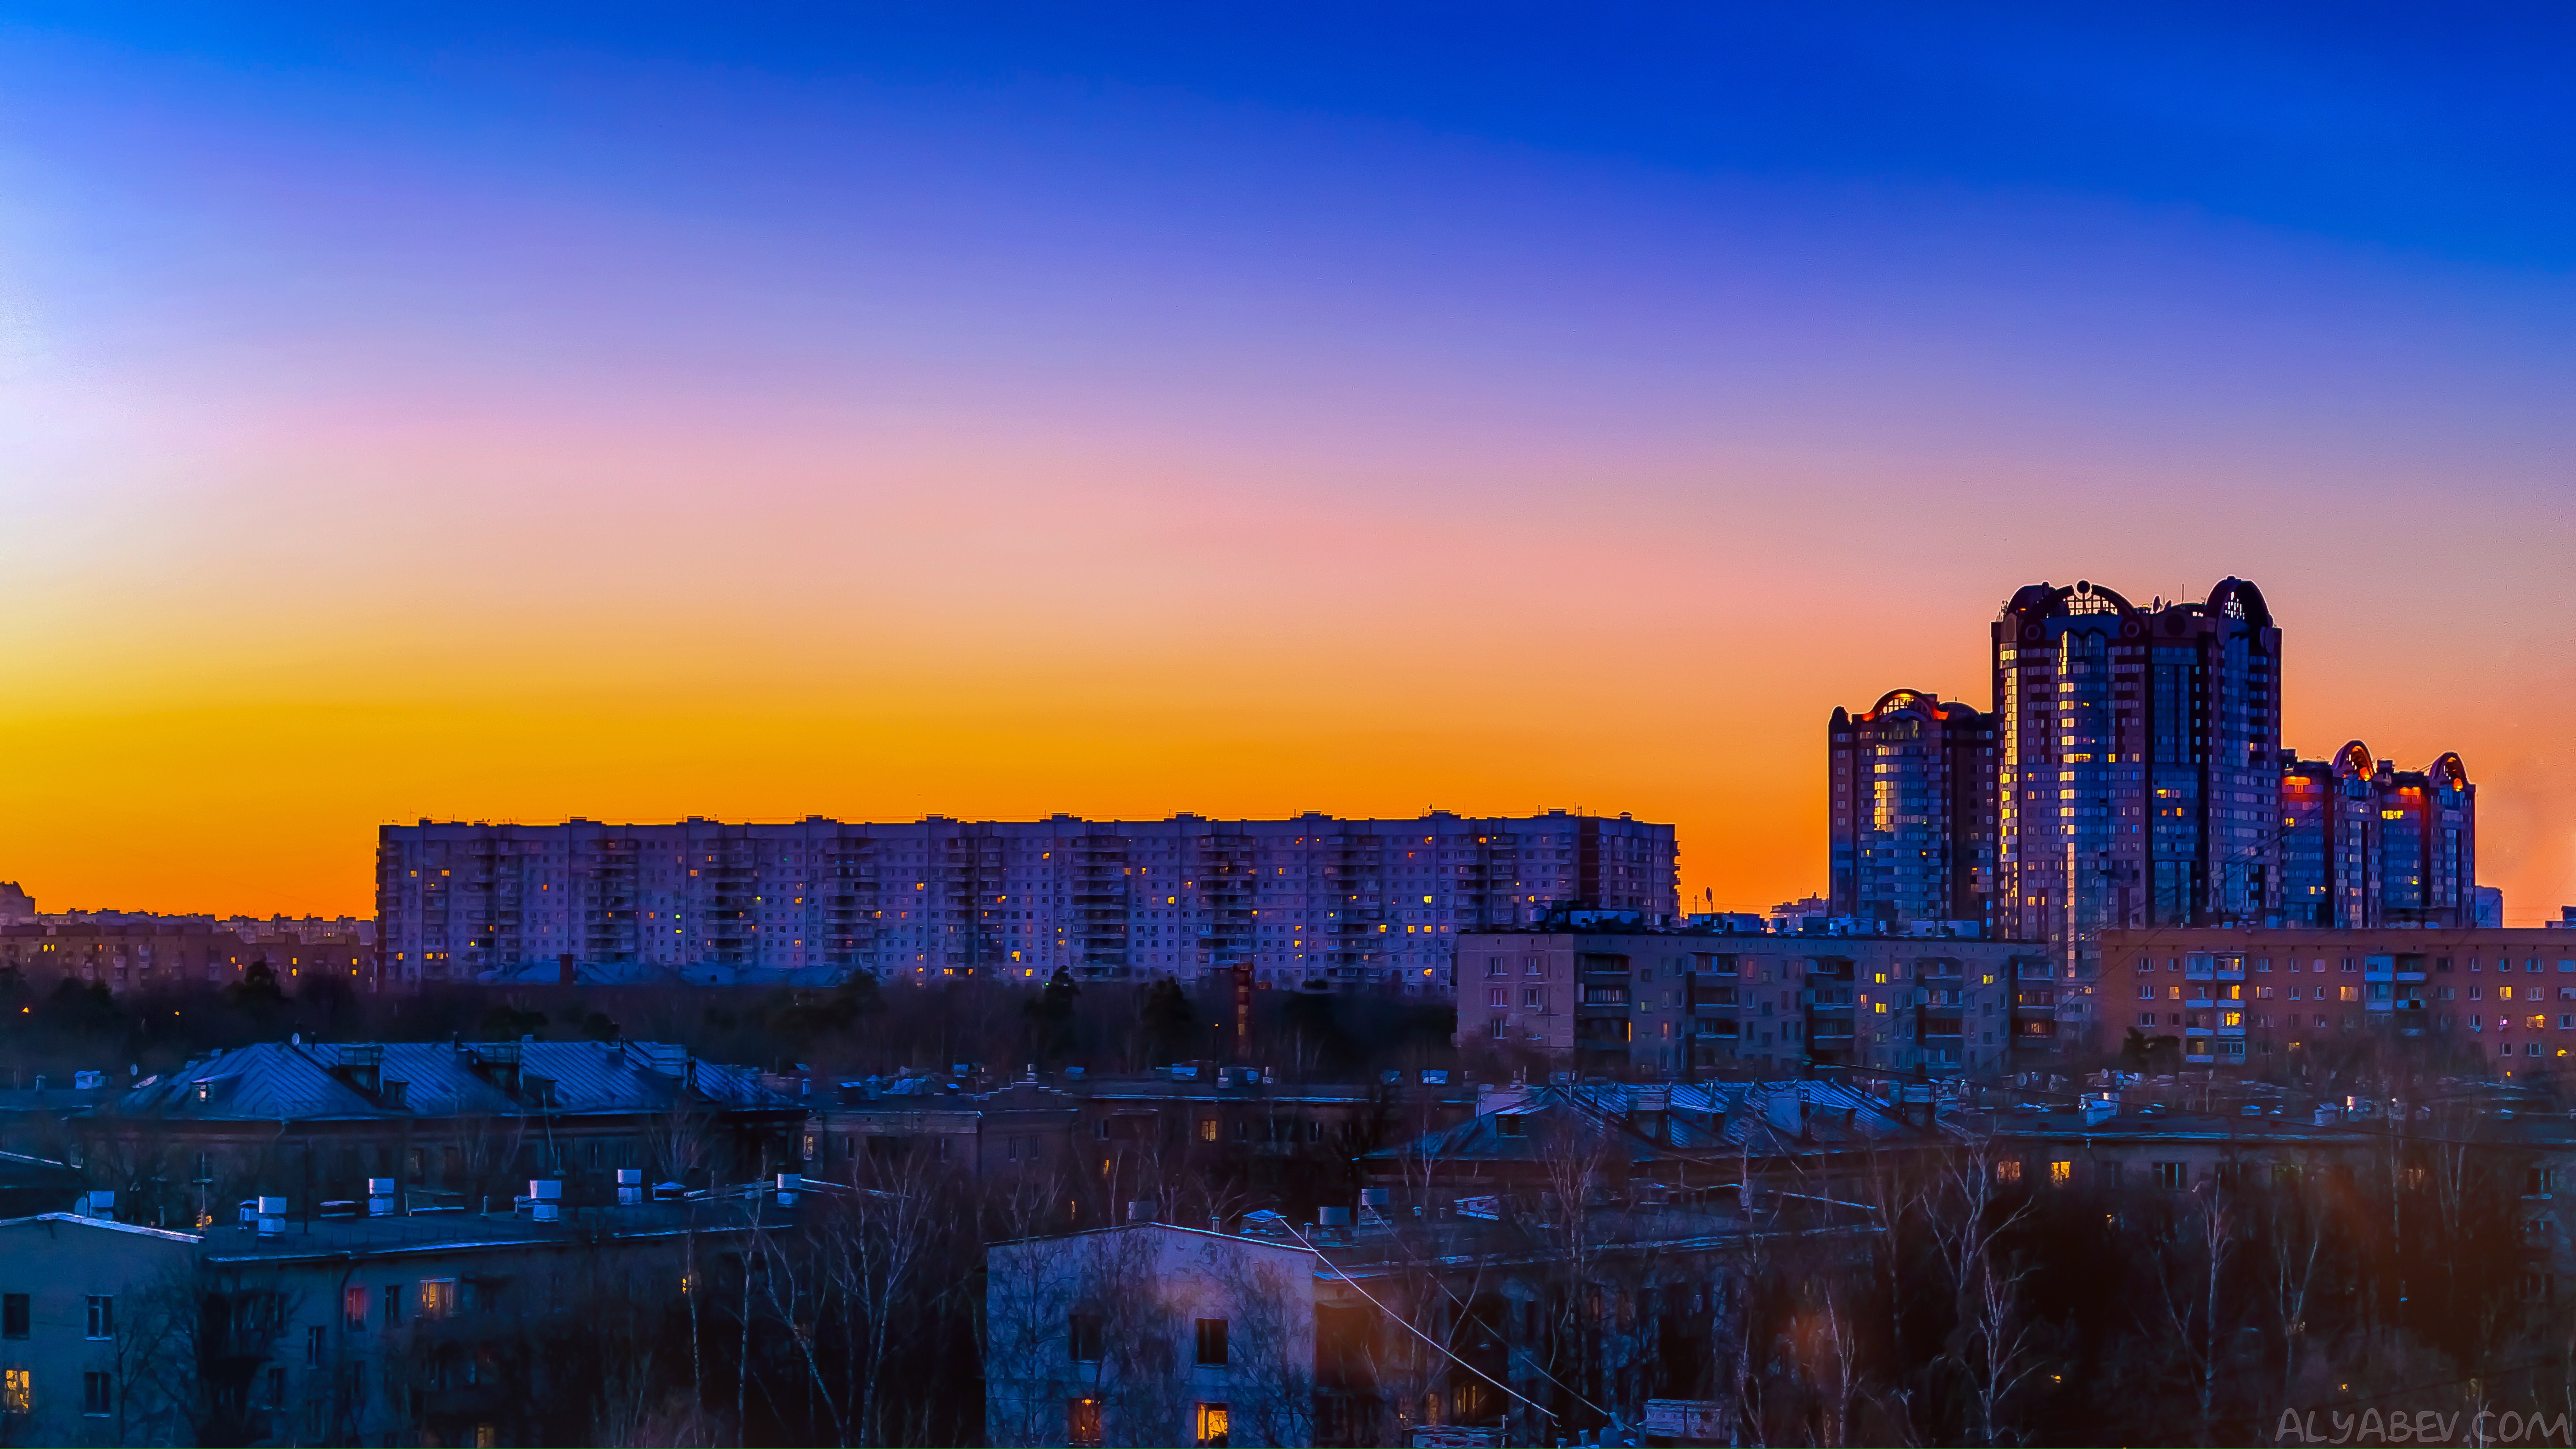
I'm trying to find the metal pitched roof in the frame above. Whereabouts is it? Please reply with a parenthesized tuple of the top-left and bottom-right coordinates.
(114, 1040, 799, 1121)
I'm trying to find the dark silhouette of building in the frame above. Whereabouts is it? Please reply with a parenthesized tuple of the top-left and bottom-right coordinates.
(2281, 744, 2479, 928)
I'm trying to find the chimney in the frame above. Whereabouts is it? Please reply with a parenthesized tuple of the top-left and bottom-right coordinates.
(2081, 1093, 2117, 1127)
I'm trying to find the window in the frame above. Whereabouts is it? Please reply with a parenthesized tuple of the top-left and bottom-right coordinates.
(1195, 1317, 1229, 1366)
(1486, 987, 1508, 1008)
(383, 1284, 403, 1326)
(81, 1371, 109, 1417)
(1069, 1313, 1103, 1363)
(307, 1324, 326, 1366)
(1, 1368, 24, 1414)
(1196, 1402, 1232, 1447)
(0, 1296, 24, 1340)
(2049, 1159, 2072, 1186)
(2154, 1162, 2186, 1190)
(420, 1280, 458, 1320)
(85, 1296, 113, 1340)
(1994, 1159, 2022, 1185)
(1197, 1118, 1218, 1143)
(1068, 1397, 1104, 1447)
(344, 1286, 368, 1331)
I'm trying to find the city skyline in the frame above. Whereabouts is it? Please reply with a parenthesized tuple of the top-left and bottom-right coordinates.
(4, 9, 2573, 922)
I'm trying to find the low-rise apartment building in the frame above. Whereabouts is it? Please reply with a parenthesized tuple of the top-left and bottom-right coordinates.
(2101, 927, 2576, 1077)
(0, 921, 368, 995)
(0, 1194, 757, 1447)
(811, 1070, 1477, 1221)
(71, 1040, 805, 1231)
(1453, 928, 2044, 1079)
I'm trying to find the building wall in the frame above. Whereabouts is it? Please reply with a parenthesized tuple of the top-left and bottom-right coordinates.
(0, 923, 368, 995)
(376, 812, 1678, 991)
(1454, 931, 2038, 1078)
(985, 1223, 1317, 1448)
(1828, 690, 1997, 931)
(0, 1216, 197, 1449)
(2103, 927, 2576, 1077)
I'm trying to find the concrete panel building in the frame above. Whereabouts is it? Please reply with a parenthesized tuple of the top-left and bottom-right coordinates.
(376, 811, 1678, 991)
(2103, 927, 2576, 1077)
(1453, 927, 2039, 1079)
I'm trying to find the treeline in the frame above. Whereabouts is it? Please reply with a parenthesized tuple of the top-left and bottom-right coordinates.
(0, 964, 1456, 1084)
(1722, 1121, 2576, 1447)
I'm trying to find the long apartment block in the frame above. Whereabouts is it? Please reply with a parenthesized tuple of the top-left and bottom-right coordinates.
(377, 812, 1678, 990)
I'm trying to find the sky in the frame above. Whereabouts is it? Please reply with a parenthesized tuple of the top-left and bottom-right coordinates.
(1, 5, 2572, 921)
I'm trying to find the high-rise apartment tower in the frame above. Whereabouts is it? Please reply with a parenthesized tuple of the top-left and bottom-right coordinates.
(1993, 578, 2283, 977)
(2280, 744, 2478, 928)
(1827, 690, 1997, 929)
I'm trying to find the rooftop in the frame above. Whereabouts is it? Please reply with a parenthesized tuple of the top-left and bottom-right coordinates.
(111, 1040, 801, 1121)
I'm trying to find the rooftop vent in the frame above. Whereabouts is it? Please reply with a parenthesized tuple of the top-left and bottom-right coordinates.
(367, 1179, 396, 1217)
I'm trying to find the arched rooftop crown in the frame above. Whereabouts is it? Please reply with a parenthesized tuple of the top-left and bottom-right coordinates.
(2333, 741, 2374, 779)
(2431, 752, 2470, 789)
(2206, 577, 2274, 630)
(1856, 689, 1978, 724)
(1998, 579, 2139, 623)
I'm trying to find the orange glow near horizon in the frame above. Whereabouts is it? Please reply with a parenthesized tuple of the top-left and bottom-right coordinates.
(6, 23, 2574, 928)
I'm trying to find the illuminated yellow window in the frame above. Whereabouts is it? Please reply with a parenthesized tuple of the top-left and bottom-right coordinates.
(2049, 1160, 2072, 1186)
(1198, 1118, 1218, 1143)
(1195, 1403, 1230, 1447)
(2223, 1012, 2242, 1028)
(1874, 1002, 1887, 1014)
(1, 1369, 25, 1412)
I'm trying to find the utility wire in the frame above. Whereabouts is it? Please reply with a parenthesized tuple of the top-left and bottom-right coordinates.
(1275, 1218, 1560, 1424)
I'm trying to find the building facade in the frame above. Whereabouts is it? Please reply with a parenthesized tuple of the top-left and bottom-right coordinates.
(0, 1198, 754, 1449)
(1993, 578, 2283, 976)
(0, 922, 368, 995)
(2103, 927, 2576, 1077)
(1828, 689, 1996, 930)
(1453, 928, 2041, 1079)
(375, 812, 1678, 990)
(79, 1040, 804, 1231)
(2280, 744, 2479, 929)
